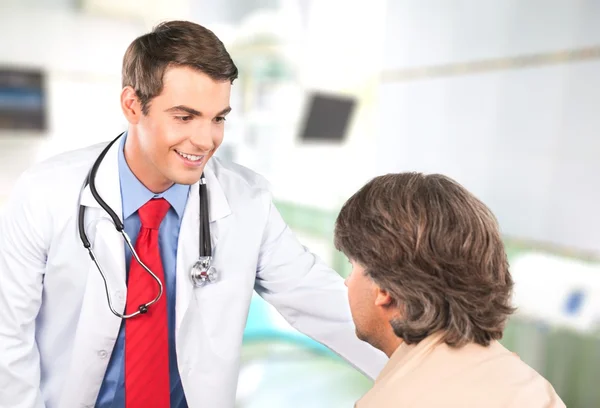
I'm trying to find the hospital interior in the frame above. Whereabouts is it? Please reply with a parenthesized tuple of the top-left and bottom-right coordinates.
(1, 0, 599, 406)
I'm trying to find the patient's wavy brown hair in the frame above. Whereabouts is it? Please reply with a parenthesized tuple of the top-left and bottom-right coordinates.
(334, 172, 515, 347)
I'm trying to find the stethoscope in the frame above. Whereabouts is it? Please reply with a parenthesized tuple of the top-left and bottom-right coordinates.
(77, 133, 217, 319)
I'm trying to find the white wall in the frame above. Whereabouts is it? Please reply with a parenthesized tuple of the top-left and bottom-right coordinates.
(376, 0, 600, 254)
(230, 0, 388, 210)
(192, 0, 280, 26)
(1, 0, 77, 9)
(0, 7, 144, 201)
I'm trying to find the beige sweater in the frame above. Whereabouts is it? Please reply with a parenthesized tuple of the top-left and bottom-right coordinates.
(355, 332, 565, 408)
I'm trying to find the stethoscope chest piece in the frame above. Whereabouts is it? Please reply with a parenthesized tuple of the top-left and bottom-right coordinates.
(191, 256, 218, 287)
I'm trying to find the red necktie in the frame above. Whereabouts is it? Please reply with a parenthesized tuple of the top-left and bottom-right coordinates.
(124, 198, 171, 408)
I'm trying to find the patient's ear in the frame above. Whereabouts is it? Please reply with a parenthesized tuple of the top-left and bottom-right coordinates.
(374, 288, 393, 308)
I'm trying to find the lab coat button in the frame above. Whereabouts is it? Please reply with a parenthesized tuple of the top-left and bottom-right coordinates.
(98, 350, 108, 359)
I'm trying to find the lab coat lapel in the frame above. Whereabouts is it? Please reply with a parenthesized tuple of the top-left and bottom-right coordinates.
(78, 137, 126, 291)
(61, 137, 127, 406)
(79, 137, 124, 217)
(175, 160, 232, 332)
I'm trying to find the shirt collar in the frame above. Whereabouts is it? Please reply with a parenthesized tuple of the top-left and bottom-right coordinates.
(117, 131, 189, 220)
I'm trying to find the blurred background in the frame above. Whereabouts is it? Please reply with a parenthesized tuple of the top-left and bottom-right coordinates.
(1, 0, 599, 406)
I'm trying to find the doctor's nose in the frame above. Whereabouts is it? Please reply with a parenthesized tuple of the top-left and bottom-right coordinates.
(189, 138, 214, 153)
(189, 130, 215, 153)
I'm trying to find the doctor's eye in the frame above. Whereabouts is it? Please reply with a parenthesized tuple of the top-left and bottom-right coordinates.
(214, 116, 226, 124)
(176, 115, 193, 122)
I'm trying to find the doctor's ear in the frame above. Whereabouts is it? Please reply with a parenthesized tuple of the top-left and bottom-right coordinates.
(120, 86, 142, 124)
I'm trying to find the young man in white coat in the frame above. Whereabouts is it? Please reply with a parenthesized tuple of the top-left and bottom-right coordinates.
(0, 21, 386, 408)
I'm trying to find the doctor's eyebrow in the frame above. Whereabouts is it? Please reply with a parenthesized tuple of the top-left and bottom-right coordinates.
(165, 105, 232, 117)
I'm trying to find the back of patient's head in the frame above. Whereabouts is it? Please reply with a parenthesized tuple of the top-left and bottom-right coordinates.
(334, 172, 515, 348)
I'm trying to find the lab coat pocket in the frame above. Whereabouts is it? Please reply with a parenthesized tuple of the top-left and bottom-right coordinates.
(194, 270, 255, 360)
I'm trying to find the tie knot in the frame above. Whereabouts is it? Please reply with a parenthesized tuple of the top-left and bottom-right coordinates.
(138, 198, 170, 229)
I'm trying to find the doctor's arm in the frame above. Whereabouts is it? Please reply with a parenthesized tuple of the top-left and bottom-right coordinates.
(0, 175, 48, 408)
(253, 195, 387, 380)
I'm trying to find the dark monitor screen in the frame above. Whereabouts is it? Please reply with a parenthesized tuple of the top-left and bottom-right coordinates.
(298, 92, 356, 142)
(0, 67, 47, 132)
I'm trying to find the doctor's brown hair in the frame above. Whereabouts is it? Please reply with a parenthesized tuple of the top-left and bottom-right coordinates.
(334, 172, 515, 348)
(122, 20, 238, 115)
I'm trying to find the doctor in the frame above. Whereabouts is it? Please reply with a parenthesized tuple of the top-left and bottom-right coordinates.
(0, 20, 386, 408)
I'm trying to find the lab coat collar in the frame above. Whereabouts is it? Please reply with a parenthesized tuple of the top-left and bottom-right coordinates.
(202, 158, 232, 223)
(79, 135, 123, 223)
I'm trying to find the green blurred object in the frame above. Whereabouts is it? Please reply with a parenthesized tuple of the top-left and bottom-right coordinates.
(502, 318, 600, 408)
(500, 238, 600, 407)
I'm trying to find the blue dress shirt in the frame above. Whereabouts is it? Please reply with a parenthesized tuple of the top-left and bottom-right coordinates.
(96, 132, 190, 407)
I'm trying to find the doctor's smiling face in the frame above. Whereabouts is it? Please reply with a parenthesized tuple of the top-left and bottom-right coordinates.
(118, 21, 238, 193)
(121, 66, 232, 193)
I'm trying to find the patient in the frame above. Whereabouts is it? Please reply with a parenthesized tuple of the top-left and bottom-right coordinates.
(334, 172, 565, 408)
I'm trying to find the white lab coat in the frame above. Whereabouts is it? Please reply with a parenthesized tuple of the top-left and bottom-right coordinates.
(0, 137, 386, 408)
